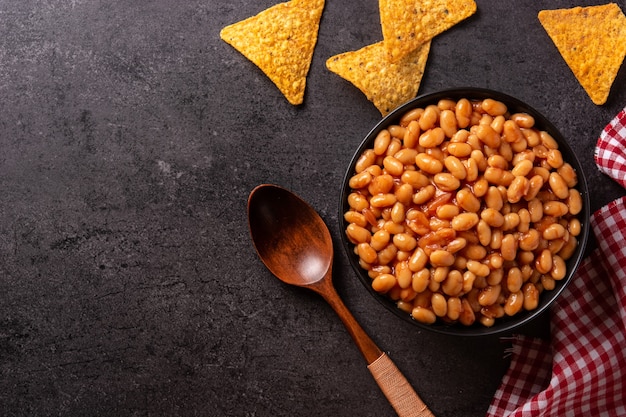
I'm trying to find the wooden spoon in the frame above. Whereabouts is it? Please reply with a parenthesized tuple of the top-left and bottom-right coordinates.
(247, 184, 435, 417)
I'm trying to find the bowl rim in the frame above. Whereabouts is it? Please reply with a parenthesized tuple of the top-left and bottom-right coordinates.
(339, 87, 591, 336)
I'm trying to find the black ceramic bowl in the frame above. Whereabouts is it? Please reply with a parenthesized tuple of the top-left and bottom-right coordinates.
(339, 88, 590, 336)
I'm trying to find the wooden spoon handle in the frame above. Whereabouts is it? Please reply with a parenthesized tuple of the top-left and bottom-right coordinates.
(315, 279, 435, 416)
(368, 353, 436, 417)
(316, 279, 382, 363)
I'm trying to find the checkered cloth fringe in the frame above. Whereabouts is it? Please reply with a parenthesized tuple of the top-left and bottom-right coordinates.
(487, 107, 626, 417)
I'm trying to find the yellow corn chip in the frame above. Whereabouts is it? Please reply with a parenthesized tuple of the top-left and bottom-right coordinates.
(380, 0, 476, 62)
(326, 40, 431, 115)
(220, 0, 325, 105)
(538, 3, 626, 105)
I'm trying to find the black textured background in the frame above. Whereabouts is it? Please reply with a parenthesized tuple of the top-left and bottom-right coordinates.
(1, 1, 625, 416)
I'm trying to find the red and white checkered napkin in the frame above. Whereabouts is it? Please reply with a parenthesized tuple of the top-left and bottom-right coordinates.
(487, 107, 626, 417)
(595, 107, 626, 188)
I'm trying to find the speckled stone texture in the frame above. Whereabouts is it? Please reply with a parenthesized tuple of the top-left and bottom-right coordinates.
(1, 1, 625, 416)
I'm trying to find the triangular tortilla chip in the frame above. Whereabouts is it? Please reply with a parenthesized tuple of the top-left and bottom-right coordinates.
(538, 3, 626, 105)
(220, 0, 325, 105)
(380, 0, 476, 62)
(326, 40, 431, 115)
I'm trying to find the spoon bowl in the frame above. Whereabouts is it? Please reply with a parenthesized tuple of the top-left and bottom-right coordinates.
(248, 184, 435, 417)
(247, 183, 333, 287)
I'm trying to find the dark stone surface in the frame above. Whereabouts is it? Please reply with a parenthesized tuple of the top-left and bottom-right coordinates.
(1, 1, 625, 416)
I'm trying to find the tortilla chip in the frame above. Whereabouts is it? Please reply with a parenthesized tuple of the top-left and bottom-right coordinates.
(326, 40, 431, 115)
(538, 3, 626, 105)
(220, 0, 325, 105)
(380, 0, 476, 62)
